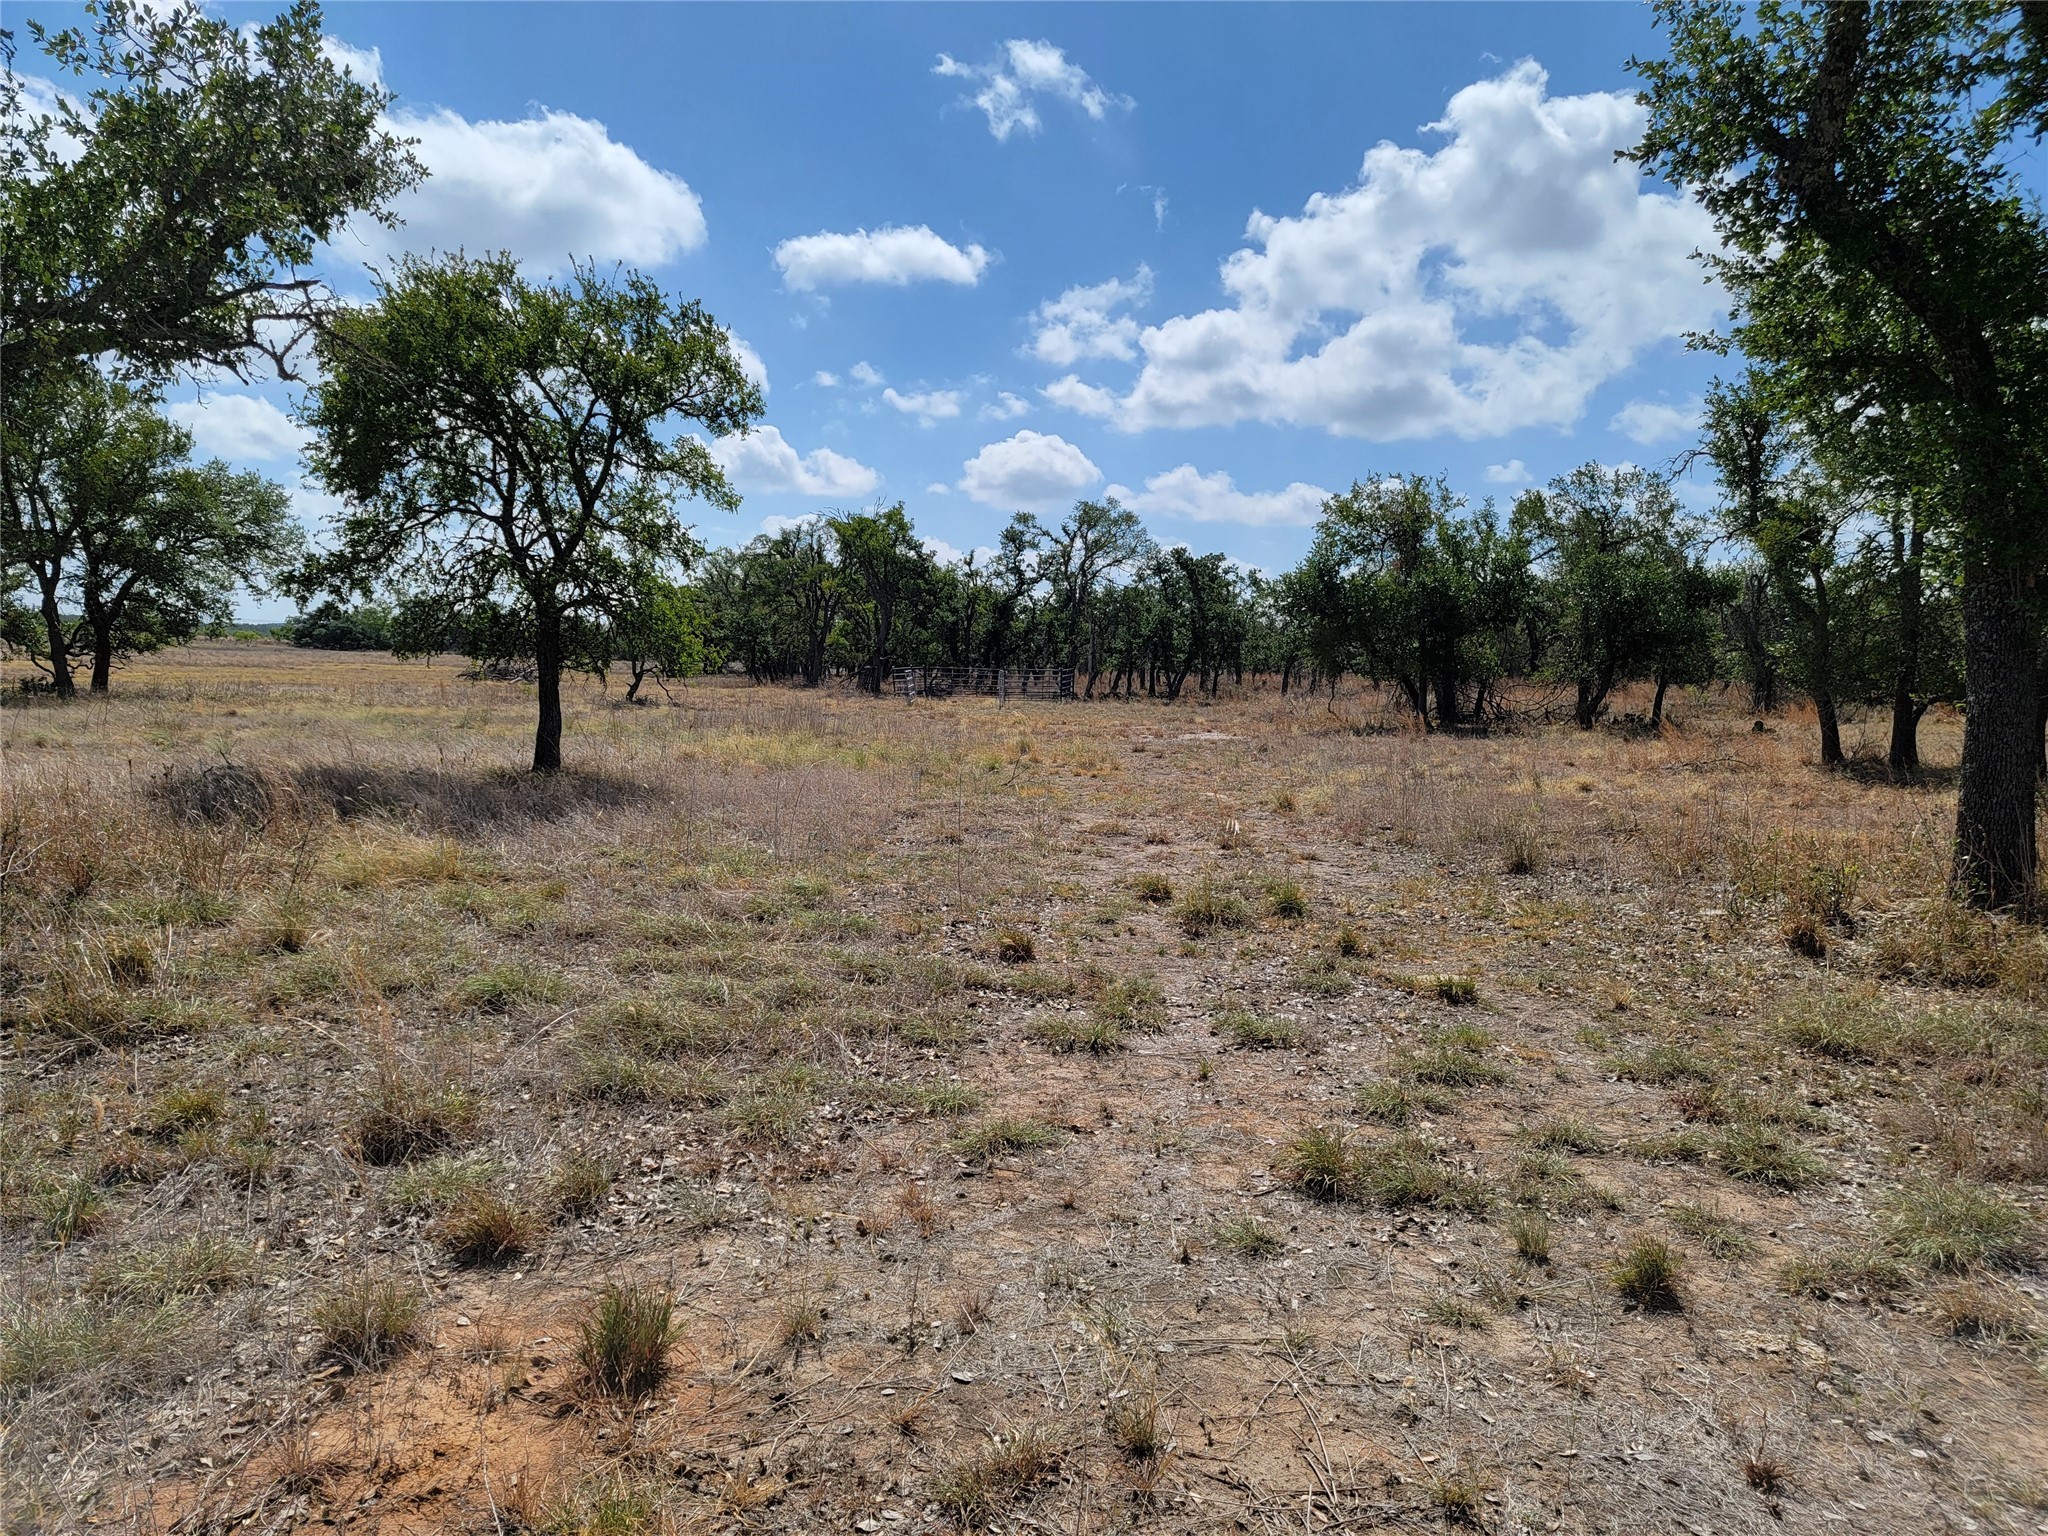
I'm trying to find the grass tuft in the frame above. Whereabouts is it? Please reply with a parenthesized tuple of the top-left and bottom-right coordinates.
(576, 1280, 678, 1398)
(1609, 1236, 1683, 1310)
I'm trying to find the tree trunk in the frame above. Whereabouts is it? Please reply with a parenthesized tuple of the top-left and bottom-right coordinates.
(90, 628, 114, 694)
(1574, 678, 1599, 730)
(1953, 568, 2038, 909)
(38, 588, 74, 700)
(1888, 519, 1924, 775)
(533, 615, 565, 773)
(1815, 691, 1844, 768)
(1651, 674, 1671, 727)
(1435, 649, 1460, 730)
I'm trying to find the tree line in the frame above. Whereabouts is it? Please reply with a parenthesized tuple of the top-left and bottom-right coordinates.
(4, 1, 2046, 910)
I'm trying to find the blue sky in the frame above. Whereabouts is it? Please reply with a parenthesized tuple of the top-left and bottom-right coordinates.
(28, 2, 1738, 615)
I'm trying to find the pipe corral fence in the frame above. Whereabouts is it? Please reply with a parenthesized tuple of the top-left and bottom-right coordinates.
(890, 666, 1076, 703)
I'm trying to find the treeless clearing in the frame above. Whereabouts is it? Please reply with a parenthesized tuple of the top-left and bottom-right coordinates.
(4, 642, 2046, 1535)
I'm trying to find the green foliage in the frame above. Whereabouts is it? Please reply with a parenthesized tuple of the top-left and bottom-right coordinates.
(2, 0, 419, 377)
(299, 252, 764, 770)
(1518, 463, 1728, 728)
(281, 599, 393, 651)
(1295, 473, 1533, 727)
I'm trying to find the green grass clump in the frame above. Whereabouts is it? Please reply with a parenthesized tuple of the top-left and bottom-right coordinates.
(1522, 1116, 1610, 1154)
(1777, 1248, 1911, 1300)
(548, 1152, 615, 1218)
(1174, 883, 1250, 938)
(1609, 1237, 1683, 1310)
(144, 1083, 226, 1140)
(896, 1082, 987, 1117)
(33, 1174, 108, 1245)
(1354, 1080, 1426, 1126)
(87, 1236, 258, 1303)
(453, 962, 565, 1013)
(354, 1079, 477, 1166)
(313, 1274, 420, 1367)
(1212, 1009, 1307, 1050)
(1605, 1044, 1718, 1086)
(1880, 1178, 2032, 1271)
(1716, 1124, 1827, 1189)
(577, 1281, 678, 1398)
(1507, 1208, 1551, 1264)
(1263, 879, 1309, 920)
(1352, 1134, 1492, 1214)
(1666, 1202, 1756, 1259)
(930, 1425, 1065, 1525)
(435, 1192, 541, 1266)
(384, 1153, 504, 1216)
(1214, 1215, 1285, 1258)
(952, 1117, 1060, 1166)
(1274, 1125, 1351, 1201)
(1398, 1025, 1508, 1088)
(1092, 975, 1167, 1032)
(1030, 1015, 1127, 1054)
(0, 1297, 185, 1394)
(1130, 873, 1174, 904)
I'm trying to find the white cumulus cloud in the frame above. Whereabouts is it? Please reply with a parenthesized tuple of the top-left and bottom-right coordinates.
(1039, 61, 1720, 442)
(1027, 266, 1152, 367)
(981, 392, 1031, 421)
(773, 226, 991, 291)
(849, 361, 885, 388)
(1609, 397, 1702, 445)
(958, 430, 1101, 509)
(882, 387, 963, 425)
(342, 106, 706, 274)
(934, 39, 1133, 141)
(1484, 459, 1531, 485)
(166, 393, 305, 462)
(711, 426, 880, 498)
(1041, 375, 1119, 419)
(1105, 465, 1330, 528)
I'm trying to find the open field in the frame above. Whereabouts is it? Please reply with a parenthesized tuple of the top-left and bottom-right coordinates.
(5, 642, 2048, 1536)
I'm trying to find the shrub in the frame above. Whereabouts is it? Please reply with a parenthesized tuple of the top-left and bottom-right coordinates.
(1610, 1237, 1683, 1310)
(576, 1280, 678, 1397)
(1880, 1179, 2031, 1271)
(314, 1274, 420, 1366)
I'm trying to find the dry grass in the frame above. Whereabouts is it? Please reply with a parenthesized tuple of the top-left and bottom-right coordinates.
(4, 646, 2046, 1534)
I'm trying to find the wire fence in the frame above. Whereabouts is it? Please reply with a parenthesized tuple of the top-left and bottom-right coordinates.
(889, 666, 1076, 702)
